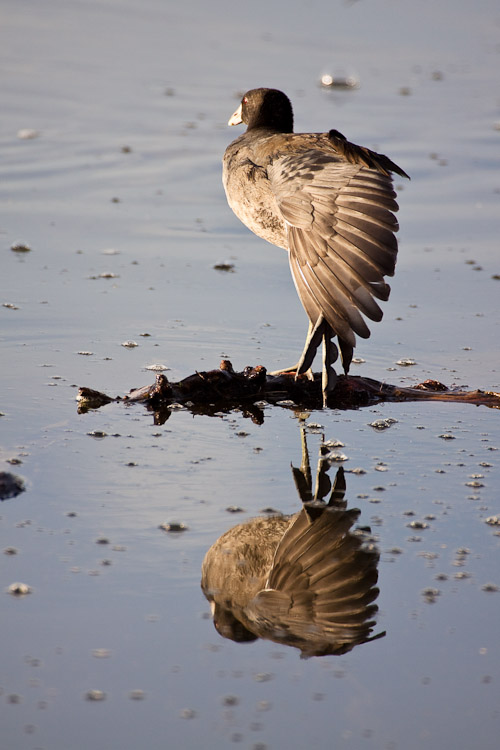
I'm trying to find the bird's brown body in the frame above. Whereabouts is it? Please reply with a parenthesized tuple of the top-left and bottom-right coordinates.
(202, 463, 383, 657)
(223, 88, 409, 398)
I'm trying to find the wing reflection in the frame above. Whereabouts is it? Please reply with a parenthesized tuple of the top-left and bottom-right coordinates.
(201, 429, 384, 657)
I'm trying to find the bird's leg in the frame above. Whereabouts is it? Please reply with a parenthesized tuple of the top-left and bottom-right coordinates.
(327, 466, 347, 508)
(322, 324, 339, 407)
(291, 426, 313, 503)
(271, 317, 340, 405)
(270, 320, 319, 379)
(296, 317, 325, 375)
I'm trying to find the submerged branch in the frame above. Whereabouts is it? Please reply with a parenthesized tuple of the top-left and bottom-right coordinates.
(77, 359, 500, 423)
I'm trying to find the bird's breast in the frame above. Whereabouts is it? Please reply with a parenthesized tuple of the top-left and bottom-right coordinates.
(223, 142, 288, 249)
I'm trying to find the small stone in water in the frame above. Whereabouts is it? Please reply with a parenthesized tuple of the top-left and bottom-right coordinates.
(0, 472, 26, 500)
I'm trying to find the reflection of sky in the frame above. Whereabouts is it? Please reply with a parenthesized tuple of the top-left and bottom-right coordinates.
(1, 1, 500, 748)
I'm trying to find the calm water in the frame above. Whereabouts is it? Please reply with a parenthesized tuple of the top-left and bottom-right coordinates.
(1, 1, 500, 748)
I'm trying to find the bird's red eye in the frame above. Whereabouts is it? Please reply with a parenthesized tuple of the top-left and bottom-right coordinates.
(243, 97, 248, 103)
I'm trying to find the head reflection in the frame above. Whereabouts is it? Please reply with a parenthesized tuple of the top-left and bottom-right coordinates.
(201, 429, 385, 658)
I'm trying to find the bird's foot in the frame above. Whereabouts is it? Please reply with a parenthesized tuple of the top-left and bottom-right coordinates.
(270, 364, 314, 381)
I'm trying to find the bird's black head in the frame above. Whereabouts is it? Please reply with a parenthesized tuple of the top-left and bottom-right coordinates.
(212, 603, 258, 643)
(229, 88, 294, 133)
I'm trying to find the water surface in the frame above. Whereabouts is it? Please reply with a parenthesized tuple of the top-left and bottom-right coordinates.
(1, 1, 500, 748)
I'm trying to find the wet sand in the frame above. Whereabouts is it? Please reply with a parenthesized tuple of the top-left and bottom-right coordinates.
(1, 1, 500, 748)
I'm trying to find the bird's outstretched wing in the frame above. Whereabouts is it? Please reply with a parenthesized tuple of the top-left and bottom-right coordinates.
(245, 504, 381, 656)
(267, 142, 404, 349)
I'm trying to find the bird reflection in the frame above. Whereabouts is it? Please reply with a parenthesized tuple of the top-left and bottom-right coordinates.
(201, 429, 384, 657)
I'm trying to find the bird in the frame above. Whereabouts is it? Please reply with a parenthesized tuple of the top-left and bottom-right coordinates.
(222, 88, 409, 404)
(201, 433, 384, 658)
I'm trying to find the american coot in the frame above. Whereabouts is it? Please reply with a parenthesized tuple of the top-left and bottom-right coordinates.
(223, 88, 409, 403)
(201, 431, 383, 657)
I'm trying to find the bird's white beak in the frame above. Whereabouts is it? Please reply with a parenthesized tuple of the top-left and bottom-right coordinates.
(228, 103, 243, 126)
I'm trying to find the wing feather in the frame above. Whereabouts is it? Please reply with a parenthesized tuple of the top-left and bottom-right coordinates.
(268, 150, 401, 344)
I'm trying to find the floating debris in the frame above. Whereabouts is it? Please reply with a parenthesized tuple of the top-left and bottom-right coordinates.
(2, 302, 19, 310)
(485, 516, 500, 526)
(88, 272, 120, 280)
(87, 430, 108, 439)
(307, 422, 324, 431)
(180, 708, 196, 719)
(422, 588, 440, 603)
(407, 520, 429, 530)
(322, 438, 345, 449)
(121, 341, 139, 348)
(7, 582, 32, 596)
(481, 583, 499, 593)
(320, 73, 359, 89)
(222, 694, 239, 706)
(329, 453, 348, 462)
(85, 690, 106, 702)
(77, 351, 94, 356)
(213, 261, 235, 272)
(17, 128, 39, 139)
(226, 506, 245, 513)
(76, 387, 113, 409)
(396, 358, 417, 367)
(369, 418, 398, 431)
(168, 403, 187, 411)
(10, 241, 31, 253)
(159, 522, 188, 533)
(129, 689, 145, 700)
(145, 363, 170, 372)
(92, 649, 111, 658)
(438, 434, 456, 440)
(254, 672, 273, 683)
